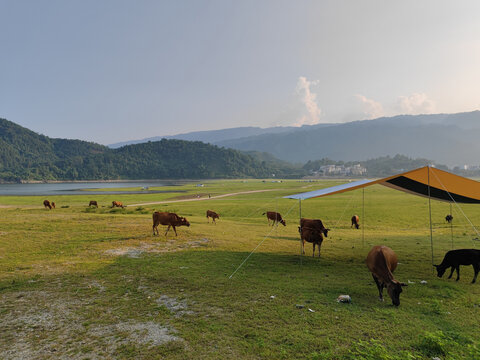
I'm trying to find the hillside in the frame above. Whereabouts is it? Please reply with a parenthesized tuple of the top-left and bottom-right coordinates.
(0, 118, 294, 182)
(109, 111, 480, 167)
(108, 125, 302, 149)
(215, 111, 480, 166)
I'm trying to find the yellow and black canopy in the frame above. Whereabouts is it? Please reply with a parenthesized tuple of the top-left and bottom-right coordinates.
(285, 166, 480, 203)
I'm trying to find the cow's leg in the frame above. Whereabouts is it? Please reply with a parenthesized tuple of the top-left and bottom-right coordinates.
(455, 266, 460, 281)
(302, 240, 305, 254)
(153, 224, 157, 236)
(164, 225, 170, 237)
(312, 243, 315, 257)
(172, 225, 178, 236)
(372, 275, 384, 301)
(472, 263, 479, 283)
(448, 266, 455, 279)
(318, 243, 321, 258)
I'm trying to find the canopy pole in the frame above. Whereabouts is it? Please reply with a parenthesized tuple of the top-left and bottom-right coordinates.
(299, 199, 303, 263)
(362, 188, 365, 247)
(428, 166, 434, 272)
(450, 202, 453, 249)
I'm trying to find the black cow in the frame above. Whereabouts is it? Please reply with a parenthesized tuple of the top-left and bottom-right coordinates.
(434, 249, 480, 283)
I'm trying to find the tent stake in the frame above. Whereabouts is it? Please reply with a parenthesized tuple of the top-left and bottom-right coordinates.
(450, 202, 453, 249)
(428, 166, 434, 272)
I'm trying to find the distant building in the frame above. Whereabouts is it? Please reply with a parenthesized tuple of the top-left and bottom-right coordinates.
(317, 164, 366, 177)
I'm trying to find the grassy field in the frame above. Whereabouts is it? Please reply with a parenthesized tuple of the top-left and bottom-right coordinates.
(1, 179, 480, 359)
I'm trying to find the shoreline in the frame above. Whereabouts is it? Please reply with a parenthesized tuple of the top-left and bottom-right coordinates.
(1, 179, 208, 185)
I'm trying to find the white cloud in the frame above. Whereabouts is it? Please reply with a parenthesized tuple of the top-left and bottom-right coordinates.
(294, 76, 322, 126)
(355, 94, 385, 119)
(396, 93, 436, 114)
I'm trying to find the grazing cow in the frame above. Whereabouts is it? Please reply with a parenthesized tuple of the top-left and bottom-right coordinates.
(152, 212, 190, 236)
(112, 201, 125, 208)
(299, 226, 324, 257)
(263, 211, 286, 226)
(206, 210, 219, 224)
(434, 249, 480, 283)
(445, 214, 453, 223)
(299, 218, 330, 238)
(366, 245, 407, 306)
(43, 200, 52, 209)
(89, 200, 98, 208)
(51, 202, 56, 209)
(351, 215, 360, 229)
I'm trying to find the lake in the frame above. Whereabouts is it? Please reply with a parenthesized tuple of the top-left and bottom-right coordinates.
(0, 181, 187, 196)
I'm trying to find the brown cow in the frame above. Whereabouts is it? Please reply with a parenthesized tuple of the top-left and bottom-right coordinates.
(152, 212, 190, 236)
(43, 200, 52, 209)
(300, 218, 330, 238)
(366, 245, 407, 306)
(112, 201, 125, 208)
(263, 211, 286, 226)
(51, 202, 56, 209)
(299, 226, 324, 257)
(351, 215, 360, 229)
(206, 210, 219, 224)
(89, 200, 98, 208)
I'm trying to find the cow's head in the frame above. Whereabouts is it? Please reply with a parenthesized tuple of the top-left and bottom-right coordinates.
(181, 217, 190, 227)
(355, 223, 360, 229)
(433, 264, 445, 278)
(323, 228, 330, 237)
(387, 280, 407, 306)
(280, 219, 286, 226)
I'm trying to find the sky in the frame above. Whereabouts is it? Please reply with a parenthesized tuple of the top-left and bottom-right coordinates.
(1, 0, 480, 145)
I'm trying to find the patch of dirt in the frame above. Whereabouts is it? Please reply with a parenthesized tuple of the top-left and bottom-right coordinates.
(137, 286, 195, 318)
(179, 238, 209, 248)
(0, 231, 8, 235)
(0, 289, 182, 359)
(156, 295, 194, 317)
(103, 238, 210, 258)
(88, 280, 106, 292)
(104, 248, 144, 258)
(168, 193, 209, 200)
(89, 321, 179, 347)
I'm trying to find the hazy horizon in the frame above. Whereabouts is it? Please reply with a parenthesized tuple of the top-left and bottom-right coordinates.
(2, 1, 480, 145)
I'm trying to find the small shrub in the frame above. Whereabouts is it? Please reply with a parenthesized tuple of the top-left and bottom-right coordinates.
(415, 331, 448, 357)
(348, 339, 399, 360)
(348, 339, 422, 360)
(61, 205, 69, 208)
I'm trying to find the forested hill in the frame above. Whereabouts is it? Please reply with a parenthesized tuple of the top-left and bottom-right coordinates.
(0, 118, 285, 181)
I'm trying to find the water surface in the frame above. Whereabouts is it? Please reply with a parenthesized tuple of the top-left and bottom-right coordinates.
(0, 181, 187, 196)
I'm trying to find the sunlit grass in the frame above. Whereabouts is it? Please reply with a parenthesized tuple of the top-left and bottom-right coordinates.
(0, 179, 479, 359)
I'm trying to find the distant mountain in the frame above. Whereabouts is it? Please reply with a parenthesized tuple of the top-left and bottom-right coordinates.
(108, 111, 480, 166)
(0, 118, 299, 182)
(108, 126, 297, 148)
(215, 111, 480, 167)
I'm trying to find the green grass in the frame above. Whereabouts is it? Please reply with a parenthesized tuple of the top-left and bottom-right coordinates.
(1, 179, 480, 359)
